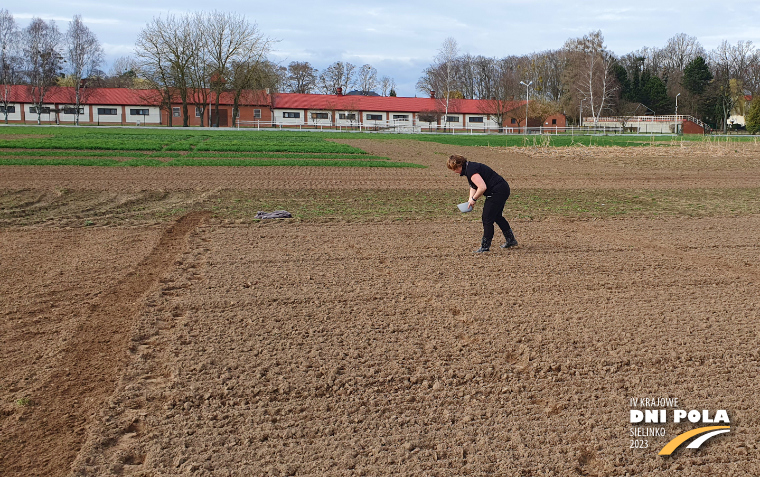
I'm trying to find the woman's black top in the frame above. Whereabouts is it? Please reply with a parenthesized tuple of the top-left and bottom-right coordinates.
(460, 161, 508, 196)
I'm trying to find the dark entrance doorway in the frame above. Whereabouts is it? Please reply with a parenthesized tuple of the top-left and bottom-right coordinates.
(211, 109, 228, 127)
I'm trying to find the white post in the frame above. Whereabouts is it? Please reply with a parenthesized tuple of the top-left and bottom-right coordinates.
(520, 80, 532, 135)
(675, 93, 681, 135)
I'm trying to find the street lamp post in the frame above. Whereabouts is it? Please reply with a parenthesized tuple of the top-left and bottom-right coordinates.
(520, 80, 532, 134)
(675, 93, 681, 135)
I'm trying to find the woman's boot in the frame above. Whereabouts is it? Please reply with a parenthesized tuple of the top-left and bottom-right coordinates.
(500, 228, 518, 248)
(475, 237, 491, 253)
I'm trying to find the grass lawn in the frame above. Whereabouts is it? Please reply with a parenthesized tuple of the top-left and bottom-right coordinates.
(2, 124, 757, 151)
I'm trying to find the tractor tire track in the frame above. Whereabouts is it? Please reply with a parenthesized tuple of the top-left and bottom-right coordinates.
(0, 211, 210, 477)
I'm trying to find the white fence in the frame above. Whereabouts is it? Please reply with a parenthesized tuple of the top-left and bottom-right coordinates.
(237, 120, 636, 135)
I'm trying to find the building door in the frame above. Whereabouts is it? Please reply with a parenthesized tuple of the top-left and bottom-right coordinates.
(211, 109, 228, 127)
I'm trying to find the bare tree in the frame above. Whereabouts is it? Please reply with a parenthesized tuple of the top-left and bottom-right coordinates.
(22, 18, 63, 125)
(65, 15, 103, 125)
(107, 55, 139, 87)
(709, 40, 756, 132)
(709, 42, 732, 132)
(478, 58, 522, 130)
(136, 14, 197, 127)
(564, 30, 618, 127)
(417, 37, 460, 109)
(0, 9, 22, 123)
(417, 109, 441, 131)
(356, 64, 378, 94)
(746, 51, 760, 97)
(661, 33, 706, 73)
(457, 53, 476, 99)
(229, 58, 279, 125)
(187, 12, 212, 127)
(438, 37, 458, 121)
(379, 76, 393, 96)
(135, 16, 182, 126)
(523, 49, 566, 101)
(285, 61, 316, 93)
(203, 10, 269, 127)
(416, 63, 444, 97)
(471, 55, 497, 100)
(728, 40, 756, 86)
(318, 61, 356, 94)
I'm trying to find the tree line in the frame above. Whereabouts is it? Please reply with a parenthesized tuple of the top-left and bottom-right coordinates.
(419, 32, 760, 132)
(0, 10, 103, 124)
(1, 8, 758, 132)
(0, 9, 399, 127)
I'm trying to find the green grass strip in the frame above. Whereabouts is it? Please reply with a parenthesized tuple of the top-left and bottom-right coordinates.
(3, 187, 759, 227)
(3, 124, 755, 152)
(0, 157, 423, 168)
(0, 149, 173, 158)
(208, 187, 760, 221)
(0, 157, 164, 166)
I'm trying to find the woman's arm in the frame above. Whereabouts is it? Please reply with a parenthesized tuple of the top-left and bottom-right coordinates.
(468, 173, 487, 206)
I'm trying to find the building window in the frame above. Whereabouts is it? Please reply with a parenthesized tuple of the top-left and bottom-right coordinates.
(97, 108, 118, 115)
(366, 114, 383, 121)
(552, 118, 557, 125)
(311, 112, 329, 119)
(0, 105, 16, 113)
(283, 112, 300, 118)
(254, 109, 261, 119)
(194, 107, 202, 117)
(511, 117, 517, 124)
(30, 106, 51, 114)
(393, 114, 409, 121)
(172, 107, 180, 117)
(130, 109, 150, 116)
(63, 107, 84, 115)
(339, 113, 356, 120)
(468, 116, 484, 123)
(446, 116, 460, 123)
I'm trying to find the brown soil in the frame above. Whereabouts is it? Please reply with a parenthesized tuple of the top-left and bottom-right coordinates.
(0, 134, 52, 140)
(1, 140, 759, 476)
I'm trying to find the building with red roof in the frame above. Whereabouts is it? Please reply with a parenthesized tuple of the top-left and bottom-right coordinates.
(0, 85, 554, 131)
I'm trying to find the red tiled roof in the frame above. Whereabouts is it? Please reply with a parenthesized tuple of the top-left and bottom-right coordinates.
(5, 85, 271, 106)
(7, 85, 153, 105)
(272, 93, 525, 114)
(5, 85, 524, 114)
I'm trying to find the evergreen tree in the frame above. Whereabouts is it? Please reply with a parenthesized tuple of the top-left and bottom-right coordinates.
(643, 75, 671, 114)
(746, 99, 760, 134)
(682, 56, 712, 96)
(611, 63, 632, 101)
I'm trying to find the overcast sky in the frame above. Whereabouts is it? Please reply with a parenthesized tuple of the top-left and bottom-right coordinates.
(9, 1, 760, 96)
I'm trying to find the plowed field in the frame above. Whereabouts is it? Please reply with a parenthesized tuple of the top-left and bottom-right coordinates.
(1, 137, 759, 476)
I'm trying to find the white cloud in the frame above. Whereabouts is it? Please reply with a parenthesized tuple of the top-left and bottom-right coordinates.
(7, 1, 760, 96)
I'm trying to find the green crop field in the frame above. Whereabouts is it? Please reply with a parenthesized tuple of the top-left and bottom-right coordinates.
(0, 125, 427, 167)
(0, 126, 369, 154)
(337, 131, 759, 148)
(0, 125, 757, 168)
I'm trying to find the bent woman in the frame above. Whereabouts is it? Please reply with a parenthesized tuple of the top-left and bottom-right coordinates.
(447, 154, 518, 253)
